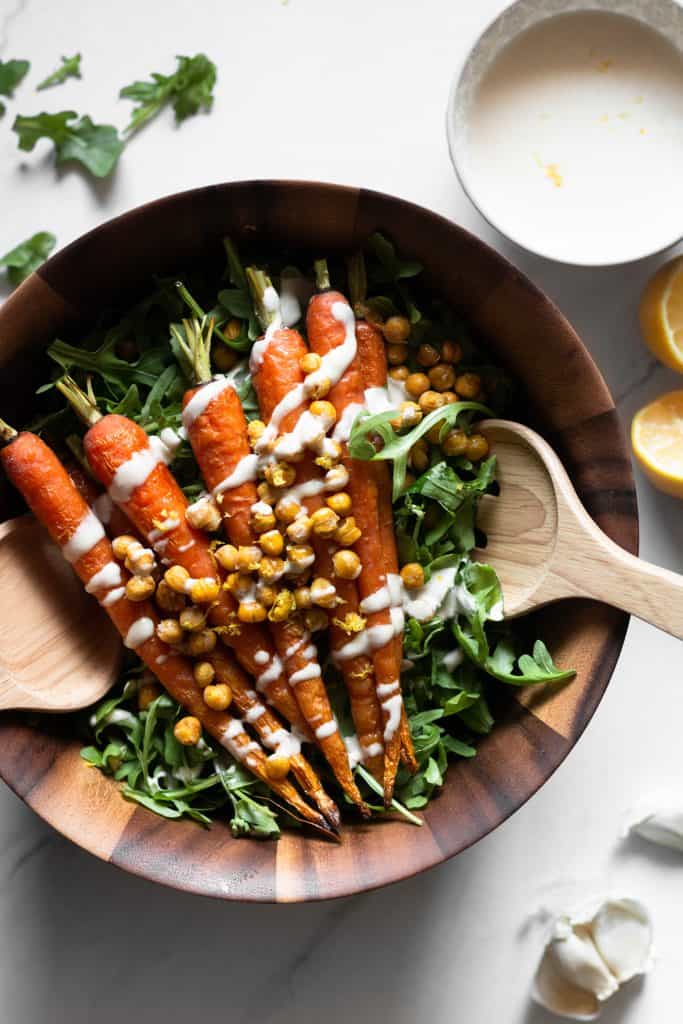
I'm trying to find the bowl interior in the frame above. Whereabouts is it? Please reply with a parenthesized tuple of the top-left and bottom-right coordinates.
(0, 181, 637, 901)
(447, 0, 683, 266)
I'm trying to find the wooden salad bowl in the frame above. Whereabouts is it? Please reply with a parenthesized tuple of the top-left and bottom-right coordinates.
(0, 182, 637, 902)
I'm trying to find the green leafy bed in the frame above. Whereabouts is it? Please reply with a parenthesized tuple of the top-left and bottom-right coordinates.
(31, 235, 574, 838)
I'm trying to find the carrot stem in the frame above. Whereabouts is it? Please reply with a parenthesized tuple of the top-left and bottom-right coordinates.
(170, 317, 214, 384)
(314, 258, 330, 292)
(246, 267, 279, 331)
(56, 375, 102, 427)
(0, 417, 18, 443)
(347, 251, 367, 310)
(175, 281, 229, 348)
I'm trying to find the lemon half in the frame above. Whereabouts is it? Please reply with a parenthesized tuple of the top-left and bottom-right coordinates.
(632, 390, 683, 499)
(639, 255, 683, 372)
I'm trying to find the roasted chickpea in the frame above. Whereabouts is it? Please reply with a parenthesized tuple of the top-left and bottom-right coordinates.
(125, 544, 155, 577)
(442, 429, 468, 457)
(286, 515, 312, 543)
(417, 343, 440, 368)
(310, 507, 339, 537)
(275, 497, 302, 524)
(382, 315, 411, 344)
(305, 375, 332, 400)
(156, 579, 186, 613)
(418, 390, 447, 414)
(300, 352, 321, 374)
(455, 372, 481, 399)
(138, 681, 162, 710)
(293, 585, 312, 609)
(390, 401, 422, 430)
(409, 439, 429, 472)
(441, 390, 458, 405)
(285, 544, 315, 571)
(465, 434, 489, 462)
(404, 372, 430, 399)
(212, 343, 238, 372)
(165, 564, 190, 594)
(125, 575, 156, 602)
(388, 365, 410, 382)
(247, 419, 266, 447)
(225, 571, 254, 598)
(258, 557, 286, 583)
(268, 589, 296, 622)
(203, 683, 232, 711)
(265, 754, 291, 781)
(214, 544, 239, 572)
(257, 481, 278, 504)
(112, 534, 138, 560)
(186, 629, 217, 657)
(156, 618, 183, 646)
(193, 661, 215, 687)
(256, 582, 278, 608)
(426, 422, 447, 445)
(332, 549, 362, 580)
(225, 318, 242, 340)
(238, 601, 268, 623)
(309, 400, 337, 426)
(428, 362, 456, 393)
(400, 562, 425, 589)
(179, 606, 206, 632)
(264, 462, 296, 489)
(324, 464, 349, 491)
(189, 577, 221, 604)
(235, 545, 262, 572)
(386, 343, 409, 366)
(334, 516, 362, 547)
(441, 339, 463, 364)
(251, 504, 277, 533)
(310, 577, 338, 608)
(174, 716, 201, 746)
(259, 530, 284, 557)
(186, 497, 221, 532)
(326, 491, 352, 516)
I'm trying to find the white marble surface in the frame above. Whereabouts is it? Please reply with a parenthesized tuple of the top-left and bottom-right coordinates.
(1, 0, 682, 1021)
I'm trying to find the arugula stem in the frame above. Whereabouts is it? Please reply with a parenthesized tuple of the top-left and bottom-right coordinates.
(56, 375, 102, 427)
(0, 417, 18, 443)
(246, 267, 279, 331)
(313, 258, 330, 292)
(356, 764, 423, 827)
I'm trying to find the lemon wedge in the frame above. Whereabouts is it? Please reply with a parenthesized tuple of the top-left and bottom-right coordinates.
(632, 391, 683, 498)
(639, 255, 683, 372)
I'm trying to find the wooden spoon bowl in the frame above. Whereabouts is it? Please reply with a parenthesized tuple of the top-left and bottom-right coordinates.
(0, 181, 637, 901)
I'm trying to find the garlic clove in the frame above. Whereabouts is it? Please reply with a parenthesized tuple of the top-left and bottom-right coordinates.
(591, 899, 653, 983)
(532, 897, 652, 1020)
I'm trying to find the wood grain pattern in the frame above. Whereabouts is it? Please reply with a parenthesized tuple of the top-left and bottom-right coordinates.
(0, 516, 120, 711)
(478, 419, 683, 635)
(0, 181, 638, 902)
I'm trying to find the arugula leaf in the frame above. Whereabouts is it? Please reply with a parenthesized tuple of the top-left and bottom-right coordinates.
(366, 232, 422, 282)
(0, 231, 56, 285)
(13, 111, 123, 177)
(48, 334, 168, 390)
(120, 54, 216, 135)
(0, 60, 30, 113)
(37, 54, 81, 90)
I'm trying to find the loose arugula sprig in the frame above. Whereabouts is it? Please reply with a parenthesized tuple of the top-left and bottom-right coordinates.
(0, 231, 56, 286)
(13, 110, 123, 177)
(0, 59, 30, 116)
(81, 673, 281, 837)
(120, 53, 217, 135)
(37, 54, 82, 91)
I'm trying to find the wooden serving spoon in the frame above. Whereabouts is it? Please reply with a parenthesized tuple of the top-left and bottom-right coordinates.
(476, 419, 683, 637)
(0, 515, 120, 712)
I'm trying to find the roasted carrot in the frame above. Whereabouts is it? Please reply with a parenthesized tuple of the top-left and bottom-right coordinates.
(181, 365, 343, 825)
(356, 319, 418, 774)
(66, 458, 136, 538)
(0, 429, 332, 835)
(55, 383, 338, 828)
(308, 292, 416, 802)
(250, 313, 369, 815)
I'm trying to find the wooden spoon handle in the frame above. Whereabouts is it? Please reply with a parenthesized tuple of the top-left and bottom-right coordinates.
(580, 529, 683, 640)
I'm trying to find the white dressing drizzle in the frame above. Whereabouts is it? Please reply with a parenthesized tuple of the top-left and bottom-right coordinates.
(382, 694, 403, 742)
(100, 586, 125, 607)
(255, 655, 283, 691)
(254, 650, 270, 666)
(264, 727, 301, 758)
(289, 663, 322, 685)
(285, 632, 310, 660)
(315, 720, 338, 741)
(123, 617, 155, 649)
(181, 376, 234, 432)
(245, 703, 267, 724)
(85, 561, 122, 594)
(212, 453, 260, 497)
(364, 741, 384, 758)
(62, 511, 105, 564)
(109, 436, 172, 504)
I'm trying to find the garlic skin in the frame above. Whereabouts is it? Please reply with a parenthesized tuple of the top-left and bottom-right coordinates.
(532, 897, 653, 1020)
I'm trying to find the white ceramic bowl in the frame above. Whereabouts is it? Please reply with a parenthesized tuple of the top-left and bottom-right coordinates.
(447, 0, 683, 266)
